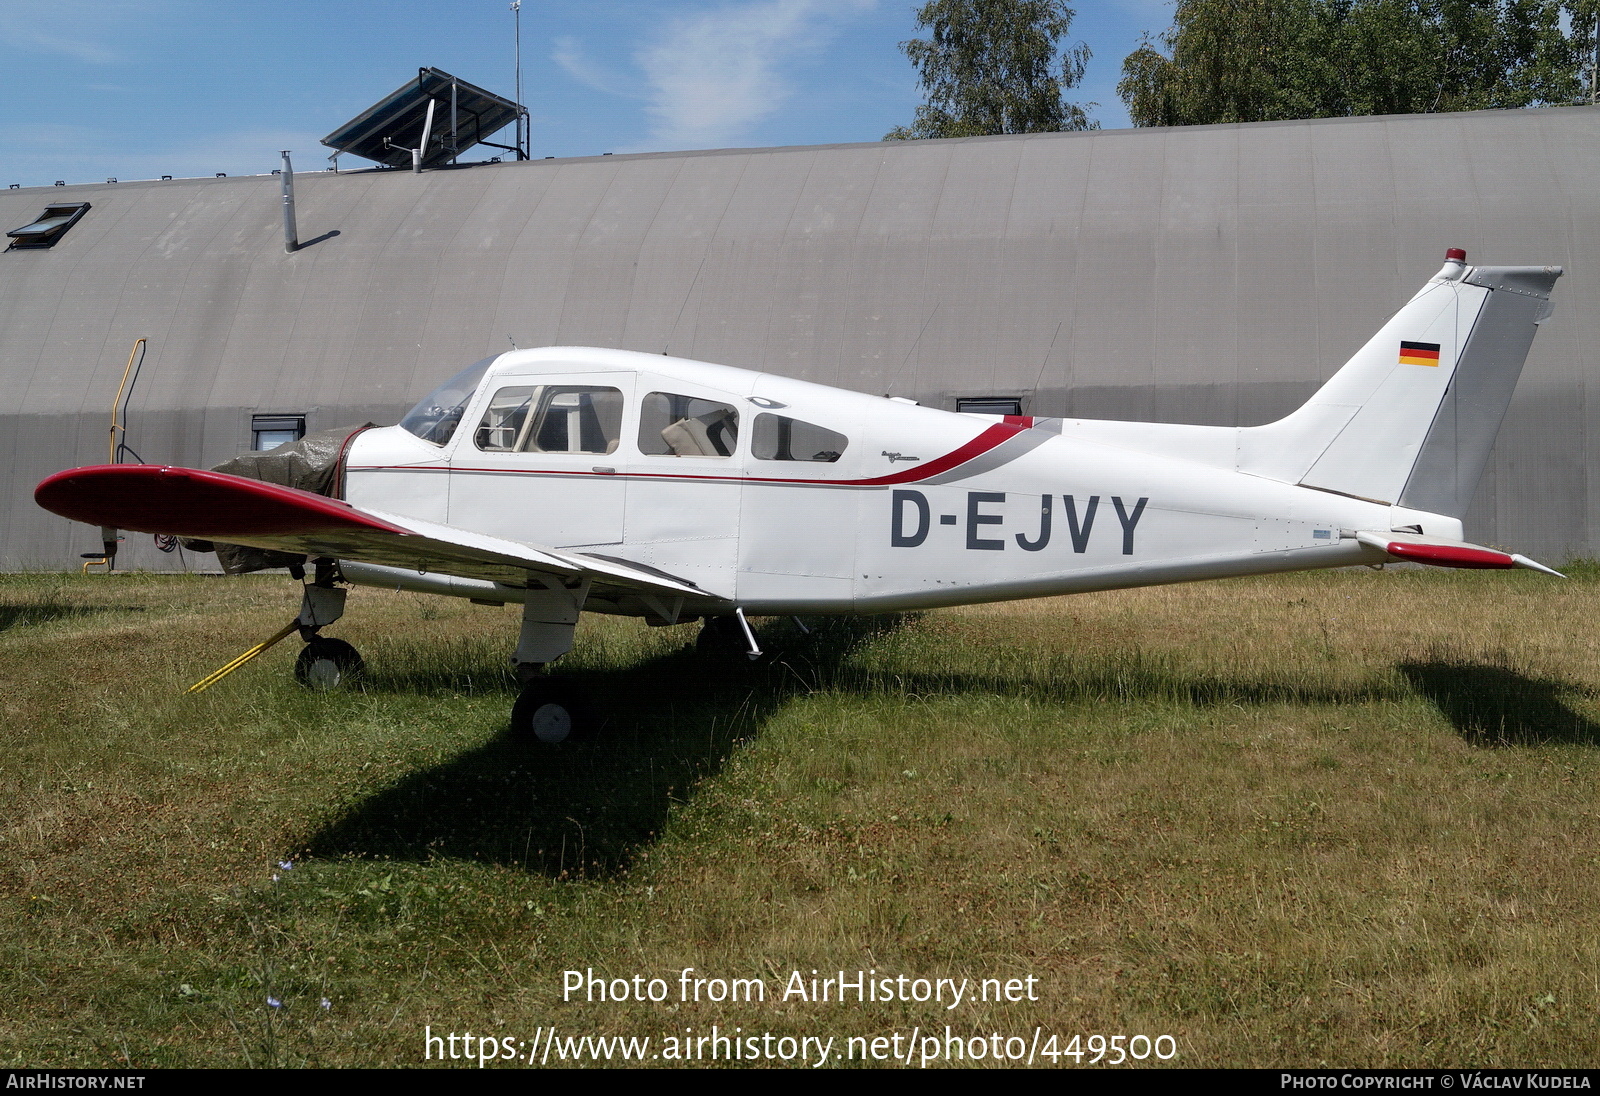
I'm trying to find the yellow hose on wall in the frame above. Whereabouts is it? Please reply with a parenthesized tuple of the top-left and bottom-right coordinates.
(83, 338, 148, 574)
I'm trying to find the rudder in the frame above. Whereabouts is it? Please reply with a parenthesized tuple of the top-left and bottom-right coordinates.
(1238, 250, 1561, 517)
(1398, 264, 1561, 517)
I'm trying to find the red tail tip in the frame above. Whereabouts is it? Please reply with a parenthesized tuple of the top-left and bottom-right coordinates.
(1446, 247, 1467, 263)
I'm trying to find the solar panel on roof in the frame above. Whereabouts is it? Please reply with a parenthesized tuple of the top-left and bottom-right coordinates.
(322, 67, 523, 169)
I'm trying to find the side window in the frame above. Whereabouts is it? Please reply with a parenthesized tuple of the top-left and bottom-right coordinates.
(639, 392, 740, 457)
(474, 385, 623, 454)
(752, 414, 848, 463)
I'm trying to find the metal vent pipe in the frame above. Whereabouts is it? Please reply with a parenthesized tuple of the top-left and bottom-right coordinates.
(280, 150, 298, 253)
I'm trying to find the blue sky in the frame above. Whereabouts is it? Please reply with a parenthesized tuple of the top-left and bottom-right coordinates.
(2, 1, 1173, 188)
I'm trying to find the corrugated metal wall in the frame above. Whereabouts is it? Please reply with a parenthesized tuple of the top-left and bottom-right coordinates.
(3, 106, 1595, 570)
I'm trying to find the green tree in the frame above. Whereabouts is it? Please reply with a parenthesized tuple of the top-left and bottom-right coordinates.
(886, 0, 1097, 139)
(1119, 0, 1591, 128)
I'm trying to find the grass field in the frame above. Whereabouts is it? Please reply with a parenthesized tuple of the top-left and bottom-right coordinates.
(3, 566, 1599, 1068)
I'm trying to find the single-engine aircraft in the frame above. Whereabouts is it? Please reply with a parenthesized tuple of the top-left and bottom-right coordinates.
(36, 249, 1564, 742)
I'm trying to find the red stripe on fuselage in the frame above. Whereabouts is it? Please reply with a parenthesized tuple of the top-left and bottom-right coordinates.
(845, 421, 1030, 485)
(352, 421, 1034, 489)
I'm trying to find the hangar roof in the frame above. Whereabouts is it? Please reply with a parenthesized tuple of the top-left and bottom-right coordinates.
(3, 106, 1592, 418)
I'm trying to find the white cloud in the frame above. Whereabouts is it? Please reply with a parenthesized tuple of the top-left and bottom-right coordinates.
(1, 125, 327, 188)
(552, 35, 642, 99)
(162, 128, 329, 178)
(0, 123, 95, 152)
(0, 0, 177, 64)
(3, 29, 119, 63)
(627, 0, 876, 152)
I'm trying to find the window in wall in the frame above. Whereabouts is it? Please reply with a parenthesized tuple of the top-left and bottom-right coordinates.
(639, 392, 739, 457)
(252, 415, 306, 451)
(751, 414, 847, 463)
(473, 385, 623, 454)
(6, 202, 90, 250)
(955, 396, 1024, 416)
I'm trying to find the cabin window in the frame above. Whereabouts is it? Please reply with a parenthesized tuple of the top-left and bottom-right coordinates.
(400, 356, 497, 446)
(252, 414, 305, 451)
(751, 414, 847, 463)
(6, 202, 90, 250)
(956, 396, 1023, 416)
(639, 392, 739, 457)
(474, 385, 623, 454)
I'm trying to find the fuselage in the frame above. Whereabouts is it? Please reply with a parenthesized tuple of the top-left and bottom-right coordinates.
(343, 346, 1428, 615)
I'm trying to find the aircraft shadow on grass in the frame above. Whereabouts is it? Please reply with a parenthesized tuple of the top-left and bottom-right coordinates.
(0, 601, 140, 632)
(299, 615, 912, 878)
(1399, 659, 1600, 747)
(299, 620, 1600, 878)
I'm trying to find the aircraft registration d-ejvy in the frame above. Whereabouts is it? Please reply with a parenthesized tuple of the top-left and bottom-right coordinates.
(36, 249, 1564, 742)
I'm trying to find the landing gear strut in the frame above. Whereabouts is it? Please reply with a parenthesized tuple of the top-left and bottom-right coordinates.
(696, 615, 743, 652)
(507, 577, 592, 744)
(696, 609, 762, 659)
(292, 560, 364, 690)
(187, 559, 363, 694)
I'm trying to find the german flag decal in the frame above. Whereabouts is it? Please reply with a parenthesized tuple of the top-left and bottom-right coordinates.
(1399, 340, 1442, 367)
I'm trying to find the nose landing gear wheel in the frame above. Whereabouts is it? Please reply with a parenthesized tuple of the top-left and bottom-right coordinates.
(511, 682, 587, 744)
(294, 637, 366, 690)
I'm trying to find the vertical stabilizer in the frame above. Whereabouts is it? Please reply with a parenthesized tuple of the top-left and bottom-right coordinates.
(1238, 250, 1560, 516)
(1398, 264, 1561, 517)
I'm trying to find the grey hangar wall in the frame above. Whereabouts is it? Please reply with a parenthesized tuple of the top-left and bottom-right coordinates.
(2, 105, 1595, 572)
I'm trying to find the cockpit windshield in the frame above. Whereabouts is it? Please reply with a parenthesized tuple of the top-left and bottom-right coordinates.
(399, 356, 496, 446)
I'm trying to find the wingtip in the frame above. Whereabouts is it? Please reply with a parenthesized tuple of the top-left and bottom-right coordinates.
(1511, 553, 1566, 578)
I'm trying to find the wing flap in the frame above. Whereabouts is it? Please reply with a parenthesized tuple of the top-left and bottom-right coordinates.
(36, 464, 716, 599)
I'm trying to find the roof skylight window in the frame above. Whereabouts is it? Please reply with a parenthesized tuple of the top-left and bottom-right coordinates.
(6, 202, 90, 250)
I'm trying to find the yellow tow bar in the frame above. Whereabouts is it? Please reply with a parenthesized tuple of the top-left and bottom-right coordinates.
(186, 620, 300, 694)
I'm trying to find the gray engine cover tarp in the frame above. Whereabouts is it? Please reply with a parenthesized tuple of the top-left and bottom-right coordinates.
(183, 423, 373, 574)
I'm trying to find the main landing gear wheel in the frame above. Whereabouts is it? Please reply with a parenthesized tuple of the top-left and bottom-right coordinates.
(696, 615, 744, 654)
(511, 682, 587, 745)
(294, 637, 365, 690)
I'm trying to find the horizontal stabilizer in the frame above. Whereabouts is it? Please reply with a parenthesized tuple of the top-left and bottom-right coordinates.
(35, 464, 716, 599)
(1354, 530, 1563, 577)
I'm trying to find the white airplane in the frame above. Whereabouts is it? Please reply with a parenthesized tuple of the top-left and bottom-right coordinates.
(36, 248, 1564, 743)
